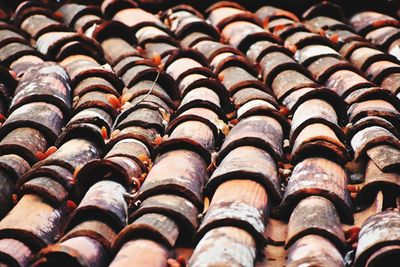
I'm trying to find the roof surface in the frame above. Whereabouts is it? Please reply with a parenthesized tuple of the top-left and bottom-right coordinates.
(0, 0, 399, 266)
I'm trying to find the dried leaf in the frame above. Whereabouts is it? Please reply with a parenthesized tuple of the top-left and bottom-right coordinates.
(121, 93, 133, 106)
(106, 94, 121, 110)
(45, 146, 57, 158)
(110, 129, 120, 138)
(152, 52, 161, 66)
(101, 126, 108, 139)
(35, 151, 46, 161)
(66, 200, 77, 212)
(212, 118, 229, 135)
(158, 108, 170, 123)
(202, 197, 210, 214)
(73, 165, 82, 178)
(330, 33, 340, 43)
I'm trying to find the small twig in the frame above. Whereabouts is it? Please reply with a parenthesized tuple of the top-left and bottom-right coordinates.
(130, 70, 160, 108)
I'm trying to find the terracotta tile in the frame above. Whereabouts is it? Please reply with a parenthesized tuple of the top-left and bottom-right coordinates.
(388, 39, 400, 61)
(271, 69, 317, 100)
(325, 69, 374, 98)
(347, 116, 400, 140)
(174, 16, 219, 40)
(136, 26, 176, 47)
(68, 108, 114, 133)
(75, 14, 103, 34)
(77, 156, 142, 195)
(137, 149, 207, 210)
(290, 98, 343, 143)
(217, 115, 283, 164)
(256, 6, 299, 24)
(0, 194, 66, 251)
(129, 194, 199, 242)
(180, 31, 214, 48)
(0, 29, 28, 49)
(285, 31, 329, 49)
(34, 236, 108, 267)
(280, 157, 353, 223)
(350, 11, 399, 35)
(156, 120, 215, 164)
(295, 44, 341, 66)
(303, 1, 346, 21)
(259, 51, 300, 83)
(286, 235, 344, 267)
(107, 125, 159, 149)
(190, 226, 257, 267)
(232, 87, 278, 108)
(206, 146, 281, 202)
(21, 14, 68, 40)
(17, 165, 74, 196)
(354, 210, 400, 267)
(123, 80, 176, 108)
(366, 26, 400, 48)
(113, 8, 165, 30)
(286, 196, 345, 251)
(0, 42, 42, 66)
(291, 123, 349, 164)
(0, 169, 16, 217)
(343, 86, 397, 106)
(0, 127, 49, 165)
(101, 0, 138, 20)
(36, 32, 103, 60)
(110, 239, 169, 267)
(114, 213, 179, 249)
(365, 60, 400, 83)
(307, 16, 352, 32)
(69, 180, 128, 232)
(0, 1, 399, 266)
(57, 4, 101, 28)
(0, 154, 30, 183)
(63, 58, 122, 91)
(348, 99, 400, 128)
(196, 179, 269, 247)
(281, 86, 343, 114)
(350, 47, 392, 71)
(168, 107, 220, 132)
(194, 40, 242, 61)
(354, 159, 400, 210)
(34, 138, 101, 173)
(381, 72, 400, 95)
(10, 62, 71, 116)
(258, 244, 286, 267)
(0, 238, 32, 266)
(1, 102, 64, 143)
(20, 177, 68, 207)
(367, 144, 400, 172)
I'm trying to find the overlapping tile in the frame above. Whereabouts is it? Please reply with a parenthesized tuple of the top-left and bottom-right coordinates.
(256, 2, 400, 266)
(0, 1, 398, 266)
(163, 3, 289, 266)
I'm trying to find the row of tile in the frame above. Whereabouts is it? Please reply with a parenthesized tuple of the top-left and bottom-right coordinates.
(350, 10, 400, 61)
(100, 1, 281, 266)
(0, 1, 398, 266)
(298, 1, 400, 203)
(0, 1, 126, 266)
(34, 1, 185, 266)
(99, 1, 221, 266)
(56, 1, 241, 266)
(161, 3, 287, 266)
(259, 2, 400, 266)
(0, 3, 76, 266)
(206, 2, 356, 266)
